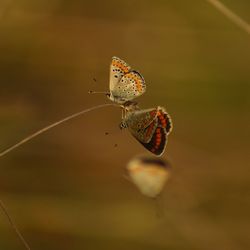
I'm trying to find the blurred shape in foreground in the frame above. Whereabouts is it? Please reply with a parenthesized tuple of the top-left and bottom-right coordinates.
(126, 155, 171, 198)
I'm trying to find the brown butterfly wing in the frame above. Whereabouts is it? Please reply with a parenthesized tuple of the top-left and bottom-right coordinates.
(125, 106, 172, 156)
(140, 127, 167, 156)
(126, 108, 158, 143)
(156, 107, 173, 134)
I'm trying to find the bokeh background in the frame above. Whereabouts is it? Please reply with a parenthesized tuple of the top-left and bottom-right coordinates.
(0, 0, 250, 249)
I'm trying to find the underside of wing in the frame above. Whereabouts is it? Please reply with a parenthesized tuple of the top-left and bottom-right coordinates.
(111, 70, 146, 102)
(126, 107, 159, 144)
(126, 107, 158, 130)
(125, 106, 172, 155)
(140, 127, 167, 156)
(128, 119, 158, 144)
(109, 56, 131, 91)
(155, 107, 173, 134)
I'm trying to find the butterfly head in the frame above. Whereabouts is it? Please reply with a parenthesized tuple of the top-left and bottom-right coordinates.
(106, 92, 111, 99)
(119, 121, 127, 130)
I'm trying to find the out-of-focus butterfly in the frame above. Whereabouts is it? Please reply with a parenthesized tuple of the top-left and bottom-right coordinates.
(120, 105, 172, 156)
(89, 56, 146, 105)
(126, 155, 171, 198)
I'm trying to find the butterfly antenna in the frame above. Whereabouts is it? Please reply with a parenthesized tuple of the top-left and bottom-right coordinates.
(0, 199, 31, 250)
(88, 90, 109, 95)
(0, 103, 118, 158)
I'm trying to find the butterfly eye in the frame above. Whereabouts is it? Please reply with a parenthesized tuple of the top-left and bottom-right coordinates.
(119, 121, 127, 129)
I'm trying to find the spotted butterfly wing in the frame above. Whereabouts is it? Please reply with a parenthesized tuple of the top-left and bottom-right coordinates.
(155, 107, 173, 135)
(125, 107, 159, 143)
(142, 107, 172, 156)
(140, 127, 167, 156)
(109, 56, 131, 91)
(115, 71, 146, 102)
(109, 57, 146, 104)
(125, 107, 172, 156)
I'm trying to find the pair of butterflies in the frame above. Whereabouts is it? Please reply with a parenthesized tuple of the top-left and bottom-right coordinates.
(95, 56, 172, 156)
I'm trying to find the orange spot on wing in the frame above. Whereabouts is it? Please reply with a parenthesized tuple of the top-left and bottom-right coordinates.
(113, 61, 129, 73)
(136, 85, 142, 92)
(156, 133, 161, 138)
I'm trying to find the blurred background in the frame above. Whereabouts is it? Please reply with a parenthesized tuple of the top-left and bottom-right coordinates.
(0, 0, 250, 249)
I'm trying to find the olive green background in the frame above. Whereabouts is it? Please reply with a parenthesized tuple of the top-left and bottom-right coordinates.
(0, 0, 250, 249)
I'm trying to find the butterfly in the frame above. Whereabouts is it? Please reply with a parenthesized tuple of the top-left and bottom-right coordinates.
(107, 56, 146, 104)
(89, 56, 146, 105)
(126, 155, 171, 198)
(120, 105, 173, 156)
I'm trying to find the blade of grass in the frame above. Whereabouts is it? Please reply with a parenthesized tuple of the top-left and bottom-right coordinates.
(0, 198, 31, 250)
(0, 103, 117, 158)
(206, 0, 250, 35)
